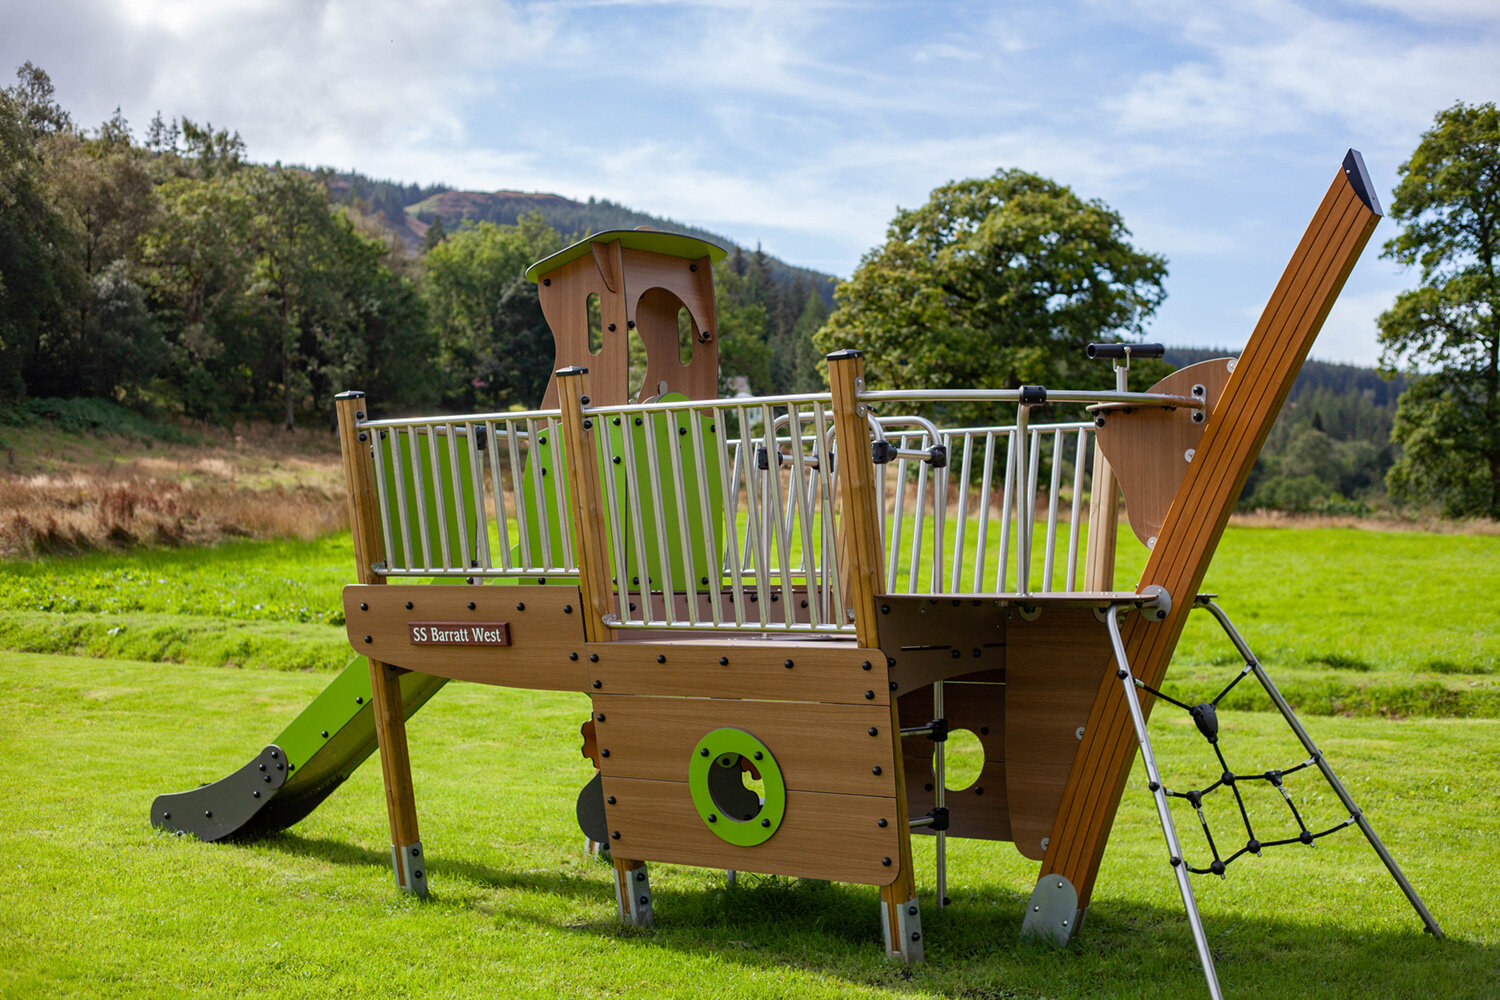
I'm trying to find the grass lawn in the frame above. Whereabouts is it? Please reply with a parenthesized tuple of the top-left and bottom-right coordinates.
(2, 524, 1494, 715)
(2, 651, 1496, 999)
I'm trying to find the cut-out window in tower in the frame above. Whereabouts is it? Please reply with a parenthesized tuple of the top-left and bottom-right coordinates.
(628, 326, 648, 402)
(676, 305, 694, 366)
(586, 293, 602, 355)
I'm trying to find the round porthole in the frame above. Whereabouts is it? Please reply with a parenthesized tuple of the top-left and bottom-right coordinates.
(688, 728, 786, 846)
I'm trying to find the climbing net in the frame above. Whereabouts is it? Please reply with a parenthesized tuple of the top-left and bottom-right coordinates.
(1136, 665, 1359, 877)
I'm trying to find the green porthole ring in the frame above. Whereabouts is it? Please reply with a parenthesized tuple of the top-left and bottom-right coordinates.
(688, 728, 786, 847)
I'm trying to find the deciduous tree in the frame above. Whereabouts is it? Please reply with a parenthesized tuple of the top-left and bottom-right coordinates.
(1379, 101, 1500, 518)
(814, 169, 1166, 416)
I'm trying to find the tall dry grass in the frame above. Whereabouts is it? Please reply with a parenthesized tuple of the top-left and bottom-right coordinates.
(0, 423, 349, 558)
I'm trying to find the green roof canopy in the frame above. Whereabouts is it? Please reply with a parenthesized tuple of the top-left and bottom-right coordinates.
(524, 229, 729, 283)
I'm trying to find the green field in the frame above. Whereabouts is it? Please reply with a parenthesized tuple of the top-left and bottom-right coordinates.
(2, 525, 1498, 998)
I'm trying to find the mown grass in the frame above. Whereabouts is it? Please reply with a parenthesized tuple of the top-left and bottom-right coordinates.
(2, 651, 1494, 999)
(1, 525, 1494, 715)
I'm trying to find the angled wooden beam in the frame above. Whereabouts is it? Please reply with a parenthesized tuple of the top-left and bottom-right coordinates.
(1028, 151, 1384, 934)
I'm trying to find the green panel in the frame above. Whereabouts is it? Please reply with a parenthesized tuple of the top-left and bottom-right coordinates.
(515, 422, 574, 579)
(604, 398, 724, 594)
(688, 727, 786, 847)
(271, 655, 374, 771)
(513, 399, 724, 594)
(524, 229, 728, 283)
(377, 427, 482, 570)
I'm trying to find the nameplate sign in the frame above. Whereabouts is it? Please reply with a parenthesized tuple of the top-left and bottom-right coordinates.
(408, 622, 510, 646)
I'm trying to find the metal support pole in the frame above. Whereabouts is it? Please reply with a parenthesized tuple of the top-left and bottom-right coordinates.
(1106, 606, 1224, 1000)
(1199, 600, 1444, 939)
(934, 680, 947, 909)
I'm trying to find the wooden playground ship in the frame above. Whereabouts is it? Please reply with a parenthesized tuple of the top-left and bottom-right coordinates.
(154, 151, 1440, 998)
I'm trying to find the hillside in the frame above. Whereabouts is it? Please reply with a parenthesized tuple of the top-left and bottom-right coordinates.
(320, 169, 837, 301)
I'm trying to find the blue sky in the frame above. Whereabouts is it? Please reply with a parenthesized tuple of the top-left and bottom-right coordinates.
(5, 0, 1498, 365)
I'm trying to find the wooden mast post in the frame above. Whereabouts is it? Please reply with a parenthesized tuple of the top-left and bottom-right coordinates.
(827, 350, 923, 962)
(334, 390, 427, 896)
(1027, 151, 1384, 938)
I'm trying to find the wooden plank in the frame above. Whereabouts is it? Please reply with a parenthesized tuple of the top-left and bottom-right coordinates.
(335, 391, 421, 880)
(585, 639, 888, 705)
(592, 696, 898, 798)
(1093, 358, 1234, 547)
(899, 678, 1011, 843)
(621, 247, 719, 402)
(1004, 607, 1113, 860)
(1039, 152, 1383, 912)
(876, 596, 1006, 695)
(538, 251, 632, 409)
(602, 776, 903, 886)
(343, 584, 588, 690)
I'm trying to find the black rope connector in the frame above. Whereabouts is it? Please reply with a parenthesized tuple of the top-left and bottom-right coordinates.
(1190, 702, 1220, 742)
(1210, 859, 1226, 877)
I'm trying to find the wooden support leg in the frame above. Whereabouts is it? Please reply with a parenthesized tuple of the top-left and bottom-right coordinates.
(335, 390, 428, 897)
(370, 658, 427, 895)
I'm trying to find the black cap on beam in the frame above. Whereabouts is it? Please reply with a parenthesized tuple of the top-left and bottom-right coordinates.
(1342, 149, 1382, 217)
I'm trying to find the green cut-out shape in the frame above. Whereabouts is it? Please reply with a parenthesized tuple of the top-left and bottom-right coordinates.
(688, 728, 785, 847)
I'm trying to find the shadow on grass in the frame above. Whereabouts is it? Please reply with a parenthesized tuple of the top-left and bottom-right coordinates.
(265, 831, 609, 903)
(254, 831, 1495, 999)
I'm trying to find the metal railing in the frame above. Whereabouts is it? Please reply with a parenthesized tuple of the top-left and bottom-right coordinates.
(353, 387, 1133, 631)
(361, 409, 578, 579)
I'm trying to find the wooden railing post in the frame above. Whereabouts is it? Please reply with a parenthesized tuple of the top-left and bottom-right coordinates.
(828, 350, 921, 961)
(1028, 150, 1384, 939)
(555, 366, 653, 922)
(554, 367, 616, 644)
(334, 390, 427, 896)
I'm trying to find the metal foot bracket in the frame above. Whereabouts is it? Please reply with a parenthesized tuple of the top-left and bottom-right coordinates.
(1021, 875, 1082, 945)
(881, 895, 924, 963)
(613, 863, 654, 926)
(392, 841, 429, 896)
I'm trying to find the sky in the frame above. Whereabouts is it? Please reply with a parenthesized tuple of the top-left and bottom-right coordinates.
(4, 0, 1498, 366)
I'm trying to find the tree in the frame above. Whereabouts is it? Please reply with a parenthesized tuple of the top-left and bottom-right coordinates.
(0, 86, 74, 400)
(1379, 101, 1500, 519)
(423, 215, 563, 410)
(814, 169, 1166, 417)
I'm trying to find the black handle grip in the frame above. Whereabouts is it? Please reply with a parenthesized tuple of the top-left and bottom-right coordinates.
(1086, 343, 1165, 360)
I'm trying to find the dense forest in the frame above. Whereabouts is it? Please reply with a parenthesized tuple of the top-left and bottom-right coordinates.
(2, 63, 1412, 513)
(0, 63, 830, 428)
